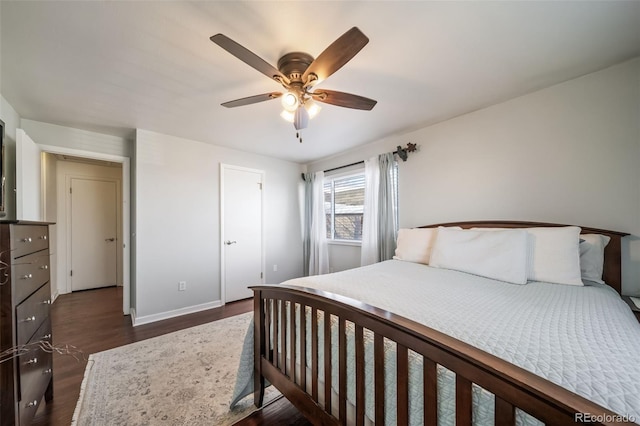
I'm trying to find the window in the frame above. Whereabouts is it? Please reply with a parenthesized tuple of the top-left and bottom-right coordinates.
(324, 172, 365, 241)
(323, 163, 399, 243)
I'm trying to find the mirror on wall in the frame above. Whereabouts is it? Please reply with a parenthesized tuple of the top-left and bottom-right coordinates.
(0, 119, 4, 214)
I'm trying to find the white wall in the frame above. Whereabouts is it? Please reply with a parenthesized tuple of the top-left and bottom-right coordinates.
(308, 58, 640, 295)
(43, 153, 57, 222)
(134, 129, 304, 321)
(42, 154, 58, 300)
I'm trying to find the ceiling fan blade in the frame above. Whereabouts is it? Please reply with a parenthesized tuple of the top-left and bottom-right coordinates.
(221, 92, 282, 108)
(302, 27, 369, 87)
(311, 89, 377, 110)
(211, 34, 289, 85)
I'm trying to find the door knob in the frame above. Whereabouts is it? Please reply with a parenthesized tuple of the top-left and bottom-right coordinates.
(105, 238, 116, 242)
(224, 240, 237, 245)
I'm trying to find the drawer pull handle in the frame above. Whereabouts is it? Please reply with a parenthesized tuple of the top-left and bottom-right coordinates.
(39, 235, 48, 240)
(42, 299, 51, 305)
(21, 237, 33, 243)
(44, 368, 52, 374)
(42, 333, 52, 340)
(21, 274, 33, 280)
(40, 265, 49, 270)
(23, 316, 36, 322)
(26, 400, 38, 408)
(25, 357, 38, 365)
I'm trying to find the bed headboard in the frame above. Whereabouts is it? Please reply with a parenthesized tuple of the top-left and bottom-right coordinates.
(420, 221, 628, 294)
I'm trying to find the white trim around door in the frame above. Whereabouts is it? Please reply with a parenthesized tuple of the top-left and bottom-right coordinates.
(220, 163, 265, 305)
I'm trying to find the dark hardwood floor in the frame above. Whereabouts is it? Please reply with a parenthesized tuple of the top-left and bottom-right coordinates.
(31, 286, 309, 426)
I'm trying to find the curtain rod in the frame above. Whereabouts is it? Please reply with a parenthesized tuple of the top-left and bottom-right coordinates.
(324, 142, 417, 173)
(324, 160, 364, 174)
(301, 143, 417, 181)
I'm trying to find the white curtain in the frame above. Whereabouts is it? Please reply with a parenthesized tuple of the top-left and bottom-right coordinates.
(361, 153, 398, 266)
(301, 173, 313, 276)
(377, 153, 398, 261)
(308, 171, 329, 275)
(361, 156, 380, 266)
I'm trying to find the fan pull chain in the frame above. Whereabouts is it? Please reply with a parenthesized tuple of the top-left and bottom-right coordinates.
(296, 132, 302, 143)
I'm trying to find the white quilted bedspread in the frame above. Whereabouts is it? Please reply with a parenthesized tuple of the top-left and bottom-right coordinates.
(281, 260, 640, 422)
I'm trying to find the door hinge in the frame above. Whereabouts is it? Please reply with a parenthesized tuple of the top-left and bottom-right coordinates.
(70, 270, 73, 276)
(69, 187, 72, 194)
(260, 272, 263, 279)
(258, 182, 262, 190)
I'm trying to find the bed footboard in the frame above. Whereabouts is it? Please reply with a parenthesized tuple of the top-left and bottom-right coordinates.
(252, 285, 635, 426)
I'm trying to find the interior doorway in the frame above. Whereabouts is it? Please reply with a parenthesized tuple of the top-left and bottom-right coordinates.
(41, 146, 131, 315)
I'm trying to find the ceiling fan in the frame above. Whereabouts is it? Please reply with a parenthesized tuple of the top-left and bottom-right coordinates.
(210, 27, 377, 136)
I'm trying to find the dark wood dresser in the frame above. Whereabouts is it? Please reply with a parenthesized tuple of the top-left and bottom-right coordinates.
(1, 222, 53, 425)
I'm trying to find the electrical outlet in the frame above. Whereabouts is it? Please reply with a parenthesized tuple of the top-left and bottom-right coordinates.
(273, 264, 278, 272)
(178, 281, 187, 291)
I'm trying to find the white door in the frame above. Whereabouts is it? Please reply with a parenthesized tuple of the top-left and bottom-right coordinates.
(222, 165, 263, 303)
(70, 178, 118, 291)
(16, 129, 42, 221)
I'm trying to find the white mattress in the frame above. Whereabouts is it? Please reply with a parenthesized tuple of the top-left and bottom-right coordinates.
(280, 260, 640, 421)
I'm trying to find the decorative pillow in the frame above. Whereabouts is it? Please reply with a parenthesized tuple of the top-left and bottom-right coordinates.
(429, 227, 529, 284)
(393, 228, 439, 264)
(471, 226, 583, 286)
(579, 234, 611, 284)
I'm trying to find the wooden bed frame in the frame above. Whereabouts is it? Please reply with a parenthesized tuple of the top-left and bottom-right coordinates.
(251, 221, 634, 425)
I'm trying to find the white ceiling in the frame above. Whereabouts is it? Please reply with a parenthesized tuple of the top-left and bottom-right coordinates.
(1, 1, 639, 164)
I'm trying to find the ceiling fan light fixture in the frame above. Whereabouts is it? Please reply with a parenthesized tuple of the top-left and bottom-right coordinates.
(281, 91, 299, 112)
(304, 100, 322, 119)
(280, 109, 295, 123)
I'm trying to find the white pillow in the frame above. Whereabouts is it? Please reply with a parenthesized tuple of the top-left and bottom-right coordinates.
(579, 234, 611, 284)
(472, 226, 583, 286)
(393, 228, 438, 264)
(429, 227, 529, 284)
(393, 227, 462, 264)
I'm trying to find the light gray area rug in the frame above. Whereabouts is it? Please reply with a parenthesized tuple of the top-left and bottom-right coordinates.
(72, 312, 278, 426)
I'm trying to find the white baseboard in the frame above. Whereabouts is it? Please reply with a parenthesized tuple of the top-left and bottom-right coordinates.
(131, 300, 223, 326)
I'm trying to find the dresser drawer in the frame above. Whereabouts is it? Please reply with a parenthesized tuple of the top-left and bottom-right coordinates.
(18, 319, 53, 401)
(29, 316, 53, 349)
(18, 349, 52, 426)
(15, 283, 51, 346)
(13, 249, 50, 304)
(18, 391, 42, 426)
(11, 225, 49, 259)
